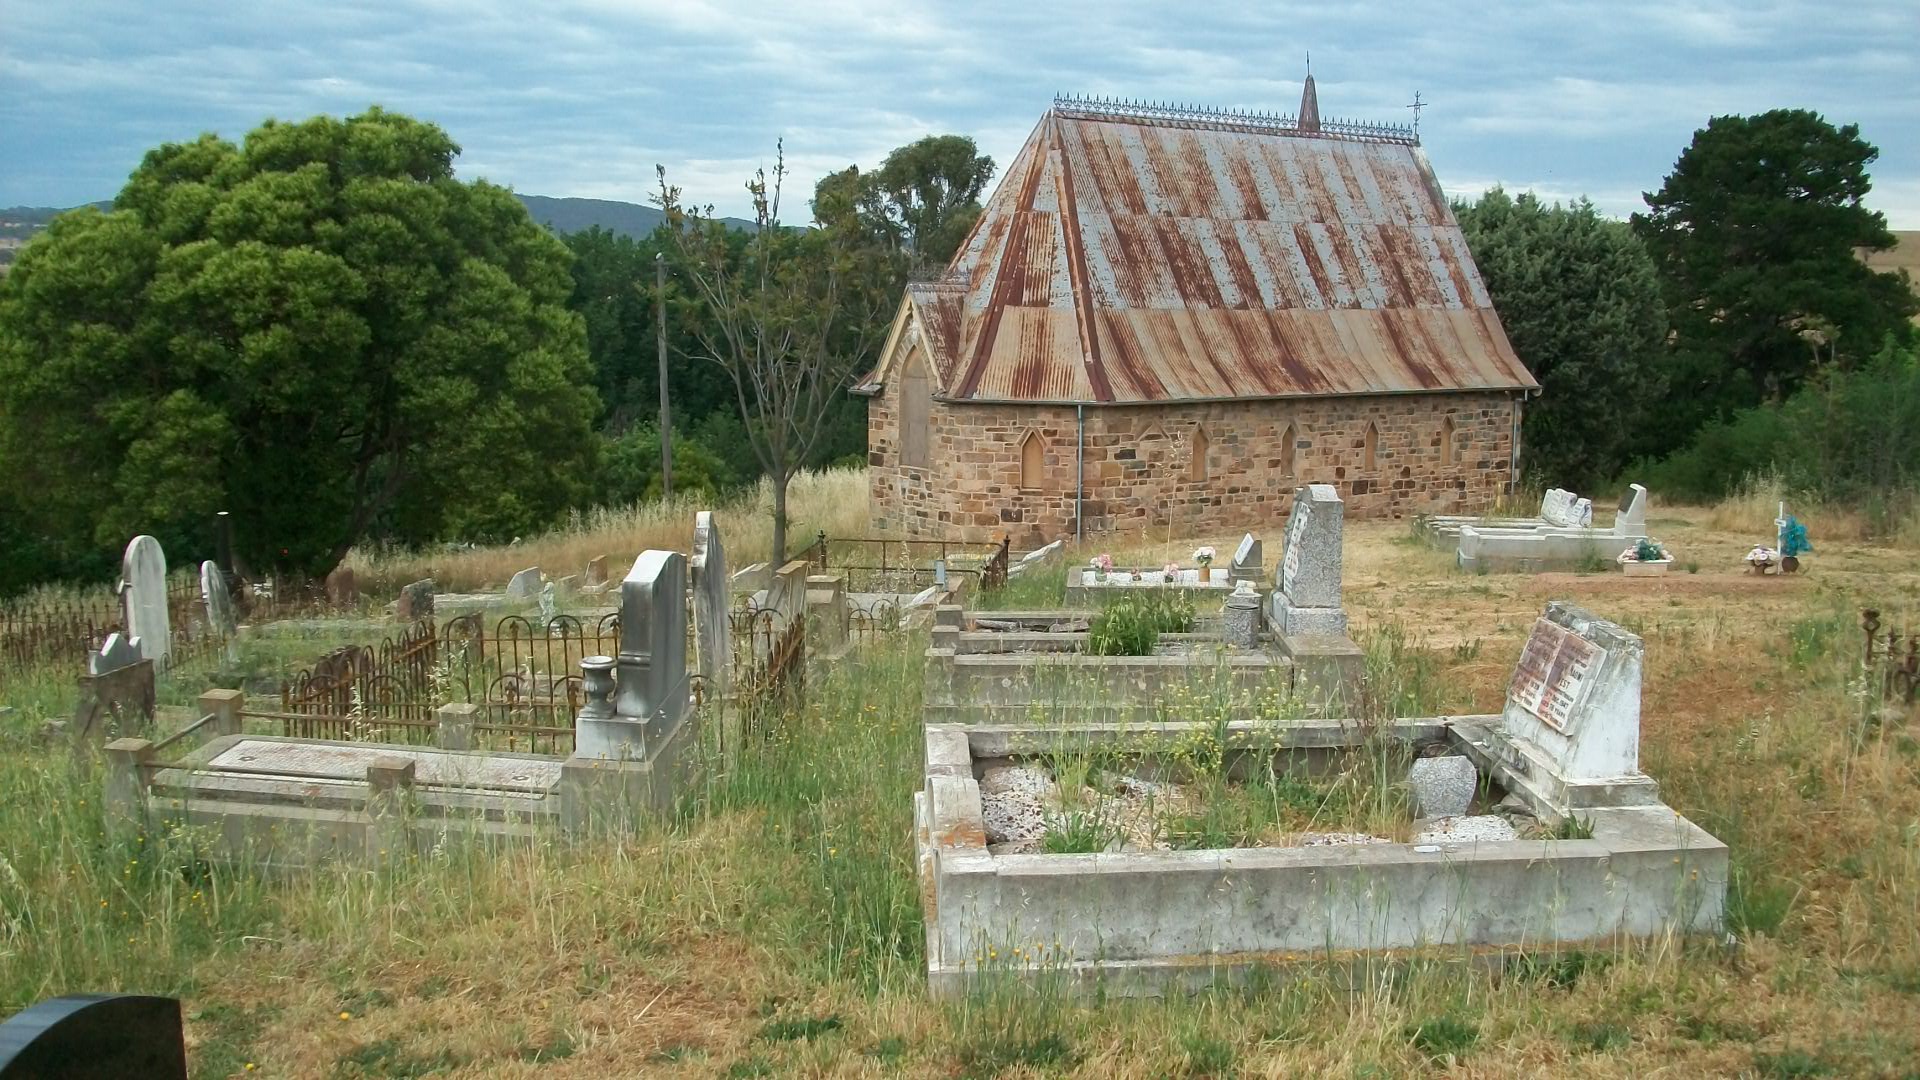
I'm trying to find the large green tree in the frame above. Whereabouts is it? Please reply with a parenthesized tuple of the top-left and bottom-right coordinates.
(0, 108, 598, 579)
(813, 135, 994, 268)
(1631, 109, 1916, 453)
(1456, 189, 1668, 487)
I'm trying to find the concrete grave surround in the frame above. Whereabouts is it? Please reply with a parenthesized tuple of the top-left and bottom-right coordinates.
(120, 536, 170, 666)
(576, 550, 690, 760)
(1455, 485, 1651, 573)
(915, 601, 1728, 995)
(691, 512, 731, 699)
(506, 567, 543, 599)
(200, 561, 236, 637)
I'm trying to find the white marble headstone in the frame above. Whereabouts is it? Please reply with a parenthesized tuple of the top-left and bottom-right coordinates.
(88, 631, 145, 676)
(200, 560, 236, 637)
(1498, 602, 1643, 781)
(120, 535, 170, 666)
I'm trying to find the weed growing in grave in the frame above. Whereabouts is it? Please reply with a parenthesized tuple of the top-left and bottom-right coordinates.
(1575, 544, 1612, 575)
(1552, 814, 1596, 840)
(1040, 810, 1119, 853)
(1086, 590, 1195, 655)
(974, 563, 1069, 611)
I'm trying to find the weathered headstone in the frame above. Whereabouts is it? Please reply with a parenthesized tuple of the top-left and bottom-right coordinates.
(690, 511, 730, 699)
(325, 566, 359, 604)
(1271, 485, 1345, 635)
(506, 567, 543, 599)
(0, 993, 187, 1079)
(1540, 488, 1580, 528)
(806, 573, 849, 658)
(584, 555, 611, 587)
(767, 560, 810, 632)
(199, 561, 236, 637)
(553, 575, 579, 599)
(74, 634, 156, 745)
(576, 551, 690, 760)
(1497, 602, 1642, 782)
(396, 578, 435, 621)
(1229, 532, 1263, 584)
(119, 536, 170, 666)
(537, 581, 558, 623)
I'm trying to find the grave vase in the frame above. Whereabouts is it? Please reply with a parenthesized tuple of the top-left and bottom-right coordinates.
(1198, 564, 1211, 583)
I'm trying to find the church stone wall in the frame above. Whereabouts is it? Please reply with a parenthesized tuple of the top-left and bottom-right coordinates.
(867, 380, 1523, 543)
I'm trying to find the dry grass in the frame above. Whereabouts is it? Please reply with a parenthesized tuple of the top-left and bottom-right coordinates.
(342, 469, 872, 594)
(7, 498, 1920, 1075)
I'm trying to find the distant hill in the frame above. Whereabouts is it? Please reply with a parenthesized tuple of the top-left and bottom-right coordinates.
(0, 194, 748, 250)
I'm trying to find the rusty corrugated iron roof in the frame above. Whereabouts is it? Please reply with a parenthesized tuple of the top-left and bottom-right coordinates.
(870, 94, 1538, 404)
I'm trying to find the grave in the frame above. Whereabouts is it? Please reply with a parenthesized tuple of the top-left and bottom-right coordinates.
(105, 551, 702, 866)
(914, 600, 1726, 996)
(325, 566, 359, 605)
(1455, 485, 1651, 573)
(1065, 552, 1240, 606)
(396, 578, 435, 620)
(71, 632, 156, 746)
(1228, 533, 1263, 584)
(120, 535, 170, 666)
(200, 561, 237, 660)
(506, 566, 543, 599)
(1268, 485, 1364, 707)
(1006, 540, 1066, 581)
(1422, 486, 1591, 547)
(690, 512, 731, 699)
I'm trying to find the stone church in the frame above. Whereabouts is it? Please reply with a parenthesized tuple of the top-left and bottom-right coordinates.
(854, 78, 1540, 543)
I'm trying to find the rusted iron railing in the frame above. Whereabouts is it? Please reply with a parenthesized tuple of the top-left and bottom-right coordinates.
(811, 535, 1005, 594)
(1862, 609, 1920, 706)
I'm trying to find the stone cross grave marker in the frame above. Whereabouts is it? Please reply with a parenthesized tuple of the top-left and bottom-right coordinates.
(1498, 601, 1643, 782)
(507, 567, 542, 599)
(577, 550, 690, 760)
(120, 536, 170, 666)
(1272, 485, 1346, 636)
(691, 511, 730, 700)
(1229, 533, 1262, 583)
(200, 561, 236, 637)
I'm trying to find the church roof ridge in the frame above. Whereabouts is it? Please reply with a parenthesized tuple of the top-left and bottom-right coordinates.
(1049, 91, 1416, 146)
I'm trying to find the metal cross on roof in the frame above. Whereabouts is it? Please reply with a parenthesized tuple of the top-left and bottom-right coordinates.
(1406, 90, 1430, 140)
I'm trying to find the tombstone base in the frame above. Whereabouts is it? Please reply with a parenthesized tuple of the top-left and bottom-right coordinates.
(1279, 633, 1364, 710)
(1271, 599, 1348, 638)
(1451, 720, 1663, 815)
(559, 713, 699, 828)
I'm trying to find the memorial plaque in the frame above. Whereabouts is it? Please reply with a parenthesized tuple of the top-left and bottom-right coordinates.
(1508, 617, 1603, 732)
(1281, 500, 1309, 593)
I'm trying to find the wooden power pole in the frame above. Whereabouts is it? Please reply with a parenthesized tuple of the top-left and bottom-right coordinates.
(656, 251, 672, 499)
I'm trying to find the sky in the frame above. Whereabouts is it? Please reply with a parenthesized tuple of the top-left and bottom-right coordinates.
(3, 1, 1917, 228)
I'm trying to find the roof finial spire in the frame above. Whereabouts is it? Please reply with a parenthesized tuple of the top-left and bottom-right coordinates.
(1298, 63, 1321, 133)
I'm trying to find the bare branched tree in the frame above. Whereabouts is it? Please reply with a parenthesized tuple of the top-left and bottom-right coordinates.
(655, 143, 893, 564)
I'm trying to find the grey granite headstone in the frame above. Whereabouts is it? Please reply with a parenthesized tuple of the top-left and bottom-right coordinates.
(1229, 533, 1263, 584)
(397, 578, 435, 620)
(120, 536, 170, 666)
(88, 632, 144, 676)
(691, 511, 731, 700)
(200, 561, 236, 636)
(576, 550, 690, 760)
(1271, 485, 1346, 635)
(1408, 755, 1478, 818)
(506, 567, 542, 599)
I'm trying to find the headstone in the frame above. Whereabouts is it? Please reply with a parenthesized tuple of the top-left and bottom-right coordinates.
(584, 555, 611, 587)
(537, 581, 558, 623)
(87, 632, 143, 677)
(1498, 602, 1643, 783)
(553, 575, 580, 599)
(1229, 533, 1263, 584)
(0, 993, 187, 1079)
(199, 561, 236, 637)
(1271, 484, 1346, 636)
(1408, 756, 1478, 818)
(1540, 488, 1580, 528)
(690, 511, 731, 700)
(396, 578, 435, 621)
(325, 566, 359, 604)
(119, 536, 170, 666)
(576, 550, 690, 760)
(767, 560, 810, 632)
(506, 567, 543, 599)
(1616, 484, 1648, 530)
(806, 573, 850, 657)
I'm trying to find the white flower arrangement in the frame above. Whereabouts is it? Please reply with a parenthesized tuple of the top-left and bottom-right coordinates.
(1746, 546, 1778, 565)
(1192, 546, 1216, 566)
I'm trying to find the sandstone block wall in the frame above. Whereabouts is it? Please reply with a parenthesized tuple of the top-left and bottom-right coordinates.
(867, 378, 1521, 543)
